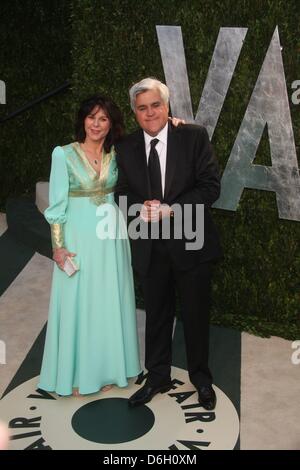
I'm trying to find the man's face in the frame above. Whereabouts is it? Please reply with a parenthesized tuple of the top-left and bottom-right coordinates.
(134, 89, 169, 136)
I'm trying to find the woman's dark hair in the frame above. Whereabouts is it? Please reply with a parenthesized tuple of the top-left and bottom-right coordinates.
(75, 94, 125, 153)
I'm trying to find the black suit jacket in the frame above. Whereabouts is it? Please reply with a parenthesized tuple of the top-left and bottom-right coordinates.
(115, 123, 222, 275)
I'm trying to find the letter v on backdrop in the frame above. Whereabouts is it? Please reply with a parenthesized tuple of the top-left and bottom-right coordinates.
(157, 26, 300, 222)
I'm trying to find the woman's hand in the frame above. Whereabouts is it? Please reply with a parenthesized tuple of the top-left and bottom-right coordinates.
(53, 248, 76, 270)
(169, 116, 185, 127)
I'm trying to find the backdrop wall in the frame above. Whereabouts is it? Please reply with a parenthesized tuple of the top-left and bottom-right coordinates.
(1, 0, 299, 338)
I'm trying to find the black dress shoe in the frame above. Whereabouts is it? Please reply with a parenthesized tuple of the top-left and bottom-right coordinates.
(197, 385, 216, 410)
(128, 382, 172, 407)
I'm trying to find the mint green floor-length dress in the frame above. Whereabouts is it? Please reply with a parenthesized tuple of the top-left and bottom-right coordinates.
(38, 143, 141, 395)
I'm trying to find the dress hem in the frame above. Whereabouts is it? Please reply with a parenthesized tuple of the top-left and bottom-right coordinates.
(37, 370, 142, 397)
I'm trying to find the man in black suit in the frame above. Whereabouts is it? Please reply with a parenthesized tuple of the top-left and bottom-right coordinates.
(115, 78, 222, 410)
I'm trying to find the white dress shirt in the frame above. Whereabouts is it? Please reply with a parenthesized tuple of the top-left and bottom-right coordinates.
(143, 122, 168, 198)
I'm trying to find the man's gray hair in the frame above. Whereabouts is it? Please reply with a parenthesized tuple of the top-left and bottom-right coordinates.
(129, 77, 169, 111)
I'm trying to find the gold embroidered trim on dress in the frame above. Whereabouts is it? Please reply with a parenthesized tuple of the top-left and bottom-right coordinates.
(50, 223, 64, 249)
(72, 142, 99, 181)
(99, 147, 114, 187)
(68, 186, 115, 197)
(68, 144, 116, 205)
(69, 186, 115, 206)
(90, 148, 115, 205)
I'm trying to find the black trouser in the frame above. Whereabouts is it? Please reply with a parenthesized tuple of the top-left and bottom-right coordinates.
(139, 239, 213, 388)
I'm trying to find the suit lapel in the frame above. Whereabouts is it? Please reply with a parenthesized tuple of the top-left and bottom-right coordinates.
(133, 129, 151, 199)
(164, 123, 181, 201)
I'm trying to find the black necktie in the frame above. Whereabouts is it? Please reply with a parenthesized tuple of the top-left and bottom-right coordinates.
(148, 138, 162, 201)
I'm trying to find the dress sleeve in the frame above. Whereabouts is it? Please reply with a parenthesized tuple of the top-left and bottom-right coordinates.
(44, 146, 69, 249)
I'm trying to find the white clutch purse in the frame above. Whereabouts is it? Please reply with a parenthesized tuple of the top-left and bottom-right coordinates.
(63, 256, 79, 276)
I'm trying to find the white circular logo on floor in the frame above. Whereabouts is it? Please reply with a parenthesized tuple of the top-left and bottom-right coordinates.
(0, 367, 239, 450)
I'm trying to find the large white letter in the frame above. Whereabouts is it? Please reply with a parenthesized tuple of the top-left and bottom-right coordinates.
(214, 27, 300, 221)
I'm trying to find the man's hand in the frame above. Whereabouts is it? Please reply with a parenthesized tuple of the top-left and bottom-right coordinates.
(140, 200, 172, 222)
(140, 200, 160, 222)
(53, 247, 76, 270)
(157, 204, 173, 220)
(168, 116, 185, 127)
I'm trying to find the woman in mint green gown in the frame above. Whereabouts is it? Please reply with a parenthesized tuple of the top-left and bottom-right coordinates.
(38, 95, 141, 396)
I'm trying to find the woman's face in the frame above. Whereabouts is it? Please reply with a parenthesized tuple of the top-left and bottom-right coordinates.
(84, 106, 111, 143)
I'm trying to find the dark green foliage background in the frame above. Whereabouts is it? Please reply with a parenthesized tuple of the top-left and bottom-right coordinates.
(0, 0, 73, 205)
(1, 0, 299, 338)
